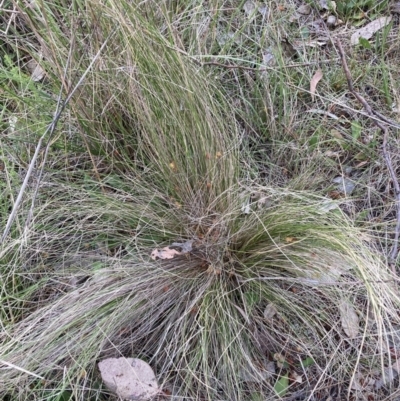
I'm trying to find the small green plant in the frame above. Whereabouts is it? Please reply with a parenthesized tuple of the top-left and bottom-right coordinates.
(333, 0, 389, 22)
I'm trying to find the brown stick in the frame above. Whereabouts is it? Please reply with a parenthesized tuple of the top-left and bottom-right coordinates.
(336, 39, 400, 269)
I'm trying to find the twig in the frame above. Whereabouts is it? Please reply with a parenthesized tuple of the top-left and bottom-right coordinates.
(0, 359, 45, 380)
(336, 39, 400, 269)
(24, 31, 76, 231)
(373, 110, 400, 130)
(1, 26, 117, 243)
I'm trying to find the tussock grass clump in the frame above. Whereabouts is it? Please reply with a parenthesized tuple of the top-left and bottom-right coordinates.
(1, 1, 400, 400)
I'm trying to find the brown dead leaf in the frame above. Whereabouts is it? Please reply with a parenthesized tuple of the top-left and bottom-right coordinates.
(330, 129, 344, 139)
(273, 353, 285, 364)
(310, 69, 323, 102)
(26, 58, 46, 82)
(324, 150, 341, 157)
(351, 16, 392, 45)
(339, 299, 359, 338)
(206, 264, 222, 275)
(291, 371, 303, 384)
(281, 38, 297, 58)
(150, 247, 181, 260)
(263, 303, 277, 320)
(297, 4, 311, 15)
(327, 187, 342, 198)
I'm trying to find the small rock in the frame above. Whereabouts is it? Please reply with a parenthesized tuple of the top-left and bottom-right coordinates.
(98, 358, 159, 400)
(297, 4, 312, 15)
(326, 15, 337, 28)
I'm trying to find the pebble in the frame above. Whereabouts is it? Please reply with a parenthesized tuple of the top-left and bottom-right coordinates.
(297, 4, 312, 15)
(327, 15, 337, 28)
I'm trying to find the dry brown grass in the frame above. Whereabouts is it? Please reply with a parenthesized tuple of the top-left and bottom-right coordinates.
(1, 1, 400, 400)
